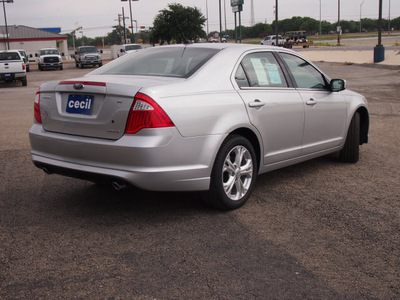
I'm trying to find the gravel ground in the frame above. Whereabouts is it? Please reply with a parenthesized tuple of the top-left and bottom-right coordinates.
(0, 62, 399, 299)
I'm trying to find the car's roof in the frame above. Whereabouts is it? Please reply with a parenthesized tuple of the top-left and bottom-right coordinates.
(159, 42, 293, 55)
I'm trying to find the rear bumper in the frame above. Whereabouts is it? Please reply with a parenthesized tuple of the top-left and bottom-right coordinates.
(0, 72, 25, 81)
(29, 124, 223, 191)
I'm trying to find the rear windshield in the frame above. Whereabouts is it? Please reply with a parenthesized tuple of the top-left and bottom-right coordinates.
(92, 46, 220, 78)
(0, 52, 21, 61)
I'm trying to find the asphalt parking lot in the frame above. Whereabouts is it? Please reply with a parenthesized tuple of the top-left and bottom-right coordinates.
(1, 61, 399, 299)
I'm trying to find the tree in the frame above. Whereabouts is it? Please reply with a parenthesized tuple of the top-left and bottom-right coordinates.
(150, 4, 206, 44)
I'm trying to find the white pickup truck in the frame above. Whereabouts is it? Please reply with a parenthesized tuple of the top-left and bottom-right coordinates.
(36, 48, 63, 71)
(0, 50, 27, 86)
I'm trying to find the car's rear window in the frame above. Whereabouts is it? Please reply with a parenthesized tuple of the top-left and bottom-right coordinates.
(0, 52, 20, 61)
(92, 46, 220, 78)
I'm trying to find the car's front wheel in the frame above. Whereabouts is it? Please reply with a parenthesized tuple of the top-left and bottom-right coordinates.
(207, 135, 257, 210)
(339, 112, 360, 163)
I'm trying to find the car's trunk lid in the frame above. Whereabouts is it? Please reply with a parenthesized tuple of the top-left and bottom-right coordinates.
(39, 75, 182, 140)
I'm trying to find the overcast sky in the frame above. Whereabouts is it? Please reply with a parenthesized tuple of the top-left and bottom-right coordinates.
(4, 0, 399, 38)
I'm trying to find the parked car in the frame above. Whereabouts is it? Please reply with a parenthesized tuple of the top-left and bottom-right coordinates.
(29, 44, 369, 210)
(73, 46, 103, 68)
(118, 44, 142, 57)
(261, 35, 285, 46)
(16, 49, 30, 72)
(0, 50, 27, 86)
(36, 48, 63, 71)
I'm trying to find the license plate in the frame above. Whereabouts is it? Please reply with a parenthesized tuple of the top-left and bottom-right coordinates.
(66, 94, 94, 115)
(4, 73, 11, 77)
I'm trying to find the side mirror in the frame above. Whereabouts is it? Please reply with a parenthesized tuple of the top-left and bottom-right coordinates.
(330, 79, 346, 92)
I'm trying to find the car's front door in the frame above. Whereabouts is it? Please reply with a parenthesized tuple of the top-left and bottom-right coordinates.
(234, 51, 305, 165)
(279, 53, 347, 155)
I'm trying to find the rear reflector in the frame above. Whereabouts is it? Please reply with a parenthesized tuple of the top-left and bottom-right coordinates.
(125, 92, 174, 134)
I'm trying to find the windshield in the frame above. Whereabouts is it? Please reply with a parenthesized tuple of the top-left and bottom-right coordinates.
(92, 46, 220, 78)
(40, 49, 59, 55)
(125, 45, 142, 51)
(79, 47, 97, 53)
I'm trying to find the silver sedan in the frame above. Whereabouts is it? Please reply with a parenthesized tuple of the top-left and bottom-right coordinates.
(29, 44, 369, 210)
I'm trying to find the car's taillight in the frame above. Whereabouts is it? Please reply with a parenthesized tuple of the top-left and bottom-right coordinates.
(125, 92, 174, 134)
(22, 63, 26, 70)
(34, 89, 42, 124)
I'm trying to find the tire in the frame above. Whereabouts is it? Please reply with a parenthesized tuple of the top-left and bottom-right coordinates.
(98, 63, 102, 67)
(339, 112, 360, 163)
(75, 61, 79, 68)
(207, 135, 257, 210)
(38, 65, 43, 71)
(60, 65, 63, 70)
(21, 77, 27, 86)
(79, 62, 84, 69)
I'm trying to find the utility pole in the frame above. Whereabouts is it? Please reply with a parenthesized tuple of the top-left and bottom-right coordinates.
(116, 14, 123, 44)
(337, 0, 340, 45)
(1, 0, 13, 50)
(219, 0, 222, 42)
(275, 0, 278, 46)
(122, 7, 127, 44)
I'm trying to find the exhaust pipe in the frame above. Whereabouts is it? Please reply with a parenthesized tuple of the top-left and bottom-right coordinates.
(42, 167, 51, 174)
(112, 181, 127, 191)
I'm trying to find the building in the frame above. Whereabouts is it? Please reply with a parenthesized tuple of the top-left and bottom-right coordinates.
(0, 25, 68, 57)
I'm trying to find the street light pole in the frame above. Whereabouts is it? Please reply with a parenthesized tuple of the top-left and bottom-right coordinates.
(388, 0, 391, 35)
(1, 0, 13, 50)
(360, 0, 365, 34)
(319, 0, 321, 37)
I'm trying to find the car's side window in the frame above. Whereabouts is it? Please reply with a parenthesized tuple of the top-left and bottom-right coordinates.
(235, 52, 287, 88)
(279, 53, 327, 89)
(235, 64, 250, 87)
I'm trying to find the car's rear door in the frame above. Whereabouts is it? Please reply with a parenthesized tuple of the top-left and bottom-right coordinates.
(234, 51, 305, 165)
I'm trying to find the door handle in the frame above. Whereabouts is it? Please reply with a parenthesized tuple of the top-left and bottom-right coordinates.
(306, 98, 317, 106)
(248, 100, 265, 108)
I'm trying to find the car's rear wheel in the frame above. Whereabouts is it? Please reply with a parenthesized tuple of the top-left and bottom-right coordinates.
(207, 135, 257, 210)
(339, 112, 360, 163)
(21, 77, 27, 86)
